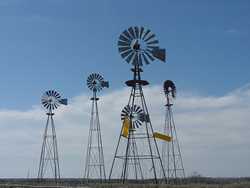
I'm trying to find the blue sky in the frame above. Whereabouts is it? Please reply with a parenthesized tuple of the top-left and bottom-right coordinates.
(0, 0, 250, 178)
(0, 0, 249, 109)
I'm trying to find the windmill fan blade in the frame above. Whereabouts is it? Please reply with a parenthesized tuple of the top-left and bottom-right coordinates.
(121, 49, 133, 59)
(121, 110, 128, 116)
(134, 122, 139, 129)
(139, 26, 144, 39)
(136, 121, 142, 128)
(142, 29, 151, 40)
(119, 46, 131, 53)
(123, 30, 133, 41)
(128, 27, 136, 39)
(151, 48, 166, 62)
(59, 98, 68, 105)
(125, 52, 135, 64)
(145, 33, 156, 42)
(119, 34, 131, 43)
(118, 40, 130, 47)
(142, 53, 150, 65)
(147, 40, 159, 45)
(134, 26, 139, 38)
(144, 50, 155, 61)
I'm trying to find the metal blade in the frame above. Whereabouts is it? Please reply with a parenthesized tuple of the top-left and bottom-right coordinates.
(147, 45, 160, 50)
(142, 53, 150, 65)
(128, 27, 136, 39)
(145, 33, 155, 42)
(119, 46, 131, 53)
(146, 40, 159, 45)
(144, 50, 155, 61)
(123, 30, 133, 41)
(142, 29, 151, 40)
(118, 40, 130, 47)
(134, 26, 139, 38)
(139, 26, 144, 39)
(121, 49, 133, 59)
(119, 34, 131, 43)
(125, 52, 135, 64)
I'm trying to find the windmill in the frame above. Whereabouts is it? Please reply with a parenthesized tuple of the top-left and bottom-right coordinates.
(109, 26, 166, 184)
(162, 80, 185, 183)
(38, 90, 67, 180)
(84, 73, 109, 182)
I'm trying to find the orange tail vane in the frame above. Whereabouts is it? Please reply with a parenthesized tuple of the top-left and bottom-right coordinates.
(121, 117, 130, 138)
(153, 132, 172, 142)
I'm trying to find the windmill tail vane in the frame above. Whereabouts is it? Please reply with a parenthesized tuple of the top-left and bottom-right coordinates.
(151, 47, 166, 62)
(59, 98, 68, 105)
(101, 81, 109, 88)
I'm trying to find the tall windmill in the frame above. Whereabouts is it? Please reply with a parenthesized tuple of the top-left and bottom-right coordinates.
(38, 90, 67, 180)
(162, 80, 185, 183)
(84, 73, 109, 182)
(109, 26, 166, 183)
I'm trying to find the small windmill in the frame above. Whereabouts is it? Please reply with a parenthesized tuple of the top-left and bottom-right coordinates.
(38, 90, 67, 180)
(162, 80, 185, 183)
(109, 26, 166, 184)
(84, 73, 108, 182)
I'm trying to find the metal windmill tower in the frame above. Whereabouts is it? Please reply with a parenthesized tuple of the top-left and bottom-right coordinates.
(84, 73, 109, 182)
(38, 90, 68, 180)
(162, 80, 185, 183)
(109, 26, 166, 184)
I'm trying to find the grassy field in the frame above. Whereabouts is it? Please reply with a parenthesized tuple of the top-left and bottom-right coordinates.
(0, 178, 250, 188)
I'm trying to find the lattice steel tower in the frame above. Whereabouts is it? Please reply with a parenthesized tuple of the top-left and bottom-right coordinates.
(38, 90, 68, 180)
(109, 26, 167, 183)
(84, 73, 109, 181)
(162, 80, 185, 183)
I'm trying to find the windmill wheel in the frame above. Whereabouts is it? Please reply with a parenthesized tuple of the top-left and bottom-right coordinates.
(41, 90, 61, 111)
(118, 26, 165, 66)
(87, 73, 104, 92)
(121, 105, 145, 129)
(163, 80, 176, 98)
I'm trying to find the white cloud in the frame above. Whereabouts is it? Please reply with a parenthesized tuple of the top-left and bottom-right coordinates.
(0, 84, 250, 178)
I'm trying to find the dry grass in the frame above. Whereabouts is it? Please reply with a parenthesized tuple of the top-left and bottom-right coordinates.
(88, 182, 250, 188)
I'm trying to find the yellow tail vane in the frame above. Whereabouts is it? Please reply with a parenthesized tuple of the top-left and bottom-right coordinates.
(122, 117, 130, 138)
(153, 132, 172, 142)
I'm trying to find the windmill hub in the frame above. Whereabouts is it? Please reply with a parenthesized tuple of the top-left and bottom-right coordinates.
(132, 40, 140, 51)
(131, 112, 139, 120)
(92, 80, 97, 85)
